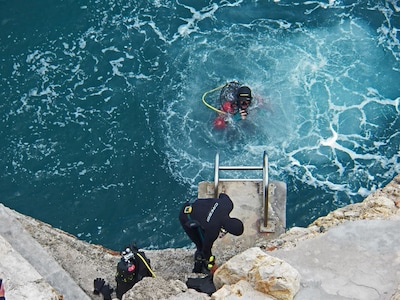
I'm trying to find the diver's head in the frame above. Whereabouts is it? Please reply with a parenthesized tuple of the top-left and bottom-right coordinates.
(221, 217, 244, 236)
(237, 86, 252, 109)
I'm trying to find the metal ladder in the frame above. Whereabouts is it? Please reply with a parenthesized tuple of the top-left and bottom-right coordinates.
(213, 151, 270, 228)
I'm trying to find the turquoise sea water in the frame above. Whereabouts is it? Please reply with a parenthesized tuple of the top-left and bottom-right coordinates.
(1, 0, 399, 251)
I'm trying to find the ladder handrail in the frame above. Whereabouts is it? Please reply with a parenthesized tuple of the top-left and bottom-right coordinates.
(219, 166, 263, 170)
(214, 151, 269, 227)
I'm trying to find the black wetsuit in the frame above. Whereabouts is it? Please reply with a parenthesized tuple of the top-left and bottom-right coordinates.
(178, 193, 243, 259)
(115, 250, 152, 299)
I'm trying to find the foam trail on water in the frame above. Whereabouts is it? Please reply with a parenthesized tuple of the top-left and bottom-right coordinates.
(160, 5, 400, 227)
(1, 0, 399, 247)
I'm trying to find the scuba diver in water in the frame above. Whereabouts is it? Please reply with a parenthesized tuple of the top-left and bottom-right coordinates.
(220, 82, 253, 121)
(211, 81, 255, 129)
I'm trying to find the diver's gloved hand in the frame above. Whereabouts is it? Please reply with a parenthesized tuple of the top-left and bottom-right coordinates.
(239, 109, 248, 119)
(100, 283, 113, 300)
(93, 277, 105, 295)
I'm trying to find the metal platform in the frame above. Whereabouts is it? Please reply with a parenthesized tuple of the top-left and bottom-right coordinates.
(198, 152, 287, 250)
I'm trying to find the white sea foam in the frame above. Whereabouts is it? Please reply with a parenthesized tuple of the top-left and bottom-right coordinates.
(161, 12, 400, 206)
(3, 0, 399, 247)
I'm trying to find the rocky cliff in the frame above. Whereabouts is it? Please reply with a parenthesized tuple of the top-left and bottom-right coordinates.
(1, 174, 399, 299)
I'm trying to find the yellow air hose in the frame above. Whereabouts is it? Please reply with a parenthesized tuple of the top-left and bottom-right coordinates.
(201, 84, 227, 114)
(136, 252, 156, 278)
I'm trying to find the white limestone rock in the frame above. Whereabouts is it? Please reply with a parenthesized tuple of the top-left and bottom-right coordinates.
(212, 280, 274, 300)
(213, 247, 300, 300)
(0, 236, 60, 300)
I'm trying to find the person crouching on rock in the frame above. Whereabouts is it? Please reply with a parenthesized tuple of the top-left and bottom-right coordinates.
(178, 193, 244, 274)
(115, 245, 155, 299)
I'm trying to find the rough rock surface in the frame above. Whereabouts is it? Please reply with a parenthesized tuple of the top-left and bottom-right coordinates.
(212, 280, 275, 300)
(213, 247, 300, 299)
(1, 173, 399, 299)
(0, 236, 60, 299)
(259, 174, 400, 252)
